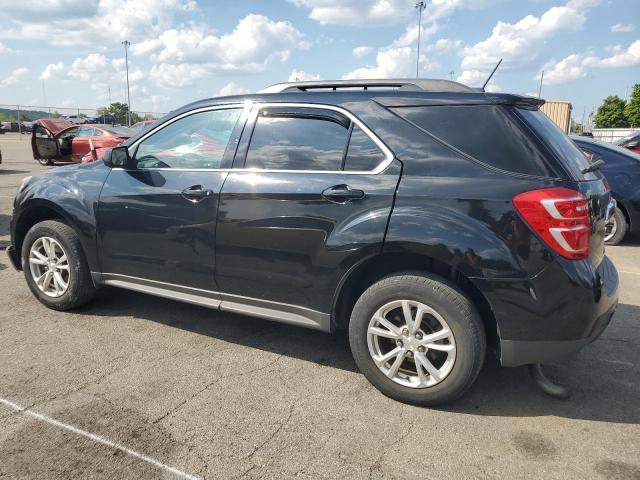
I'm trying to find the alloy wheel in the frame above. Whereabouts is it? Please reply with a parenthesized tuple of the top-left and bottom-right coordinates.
(28, 236, 70, 298)
(367, 299, 456, 388)
(604, 216, 617, 243)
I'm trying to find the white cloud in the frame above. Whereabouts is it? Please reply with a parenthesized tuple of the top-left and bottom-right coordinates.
(288, 69, 321, 81)
(288, 0, 410, 26)
(344, 47, 414, 79)
(611, 23, 636, 33)
(353, 46, 373, 57)
(68, 53, 110, 81)
(134, 14, 308, 73)
(425, 38, 464, 53)
(216, 82, 249, 96)
(0, 0, 196, 47)
(149, 63, 208, 88)
(1, 67, 29, 86)
(534, 40, 640, 85)
(456, 69, 500, 91)
(0, 41, 16, 55)
(40, 62, 65, 80)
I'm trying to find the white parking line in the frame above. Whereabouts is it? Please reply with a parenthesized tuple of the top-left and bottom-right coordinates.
(0, 397, 201, 480)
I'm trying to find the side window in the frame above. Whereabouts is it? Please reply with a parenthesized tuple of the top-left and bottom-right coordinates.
(92, 128, 104, 137)
(393, 105, 555, 177)
(59, 127, 79, 140)
(134, 108, 242, 169)
(34, 125, 52, 139)
(77, 127, 94, 137)
(244, 112, 349, 171)
(344, 125, 386, 171)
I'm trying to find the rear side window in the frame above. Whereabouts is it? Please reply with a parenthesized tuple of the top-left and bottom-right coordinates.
(344, 125, 385, 171)
(245, 114, 348, 171)
(393, 105, 555, 177)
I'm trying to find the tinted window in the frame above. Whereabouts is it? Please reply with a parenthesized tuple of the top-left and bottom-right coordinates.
(77, 127, 94, 137)
(245, 114, 348, 171)
(393, 105, 555, 177)
(135, 108, 241, 169)
(344, 125, 385, 171)
(516, 108, 596, 180)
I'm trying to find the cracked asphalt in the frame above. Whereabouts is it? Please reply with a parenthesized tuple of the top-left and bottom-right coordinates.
(1, 133, 639, 479)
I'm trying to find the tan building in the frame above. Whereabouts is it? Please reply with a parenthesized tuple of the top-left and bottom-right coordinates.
(540, 100, 572, 133)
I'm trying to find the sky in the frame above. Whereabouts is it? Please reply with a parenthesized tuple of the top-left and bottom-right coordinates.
(0, 0, 638, 121)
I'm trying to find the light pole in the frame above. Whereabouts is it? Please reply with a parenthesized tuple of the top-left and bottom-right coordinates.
(415, 1, 426, 79)
(538, 70, 544, 98)
(122, 40, 131, 126)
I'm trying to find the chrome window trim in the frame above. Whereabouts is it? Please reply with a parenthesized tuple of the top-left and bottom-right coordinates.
(126, 101, 394, 175)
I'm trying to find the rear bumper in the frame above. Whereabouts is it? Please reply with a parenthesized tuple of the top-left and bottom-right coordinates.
(473, 254, 619, 367)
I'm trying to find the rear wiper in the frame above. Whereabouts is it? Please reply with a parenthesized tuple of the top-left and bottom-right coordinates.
(581, 159, 605, 174)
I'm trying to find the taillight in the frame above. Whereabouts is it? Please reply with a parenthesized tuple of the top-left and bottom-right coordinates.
(513, 188, 590, 260)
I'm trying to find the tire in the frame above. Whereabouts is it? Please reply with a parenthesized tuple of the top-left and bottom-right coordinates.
(21, 220, 96, 310)
(38, 158, 54, 166)
(349, 273, 486, 406)
(604, 207, 627, 245)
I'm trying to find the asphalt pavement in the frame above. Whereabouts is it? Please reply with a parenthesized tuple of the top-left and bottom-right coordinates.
(0, 133, 638, 479)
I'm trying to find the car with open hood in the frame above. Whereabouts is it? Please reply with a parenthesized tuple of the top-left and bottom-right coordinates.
(31, 118, 134, 166)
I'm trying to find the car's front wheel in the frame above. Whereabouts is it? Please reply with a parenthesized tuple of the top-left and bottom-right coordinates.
(349, 273, 486, 406)
(37, 158, 54, 166)
(22, 220, 97, 310)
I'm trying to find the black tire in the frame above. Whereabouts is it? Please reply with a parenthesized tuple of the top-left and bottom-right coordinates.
(38, 158, 54, 166)
(349, 273, 486, 406)
(604, 207, 627, 245)
(22, 220, 96, 310)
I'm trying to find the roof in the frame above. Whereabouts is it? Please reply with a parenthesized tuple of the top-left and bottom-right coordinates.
(34, 118, 75, 135)
(259, 78, 477, 94)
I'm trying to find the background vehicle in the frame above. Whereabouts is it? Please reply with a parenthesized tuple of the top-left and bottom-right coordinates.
(615, 132, 640, 154)
(31, 119, 133, 166)
(8, 79, 618, 406)
(573, 135, 640, 244)
(90, 114, 116, 125)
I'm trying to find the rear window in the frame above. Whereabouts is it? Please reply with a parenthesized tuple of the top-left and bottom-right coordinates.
(516, 108, 596, 180)
(393, 105, 555, 177)
(104, 126, 134, 137)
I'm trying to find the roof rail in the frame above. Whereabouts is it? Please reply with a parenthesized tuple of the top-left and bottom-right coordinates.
(259, 78, 476, 94)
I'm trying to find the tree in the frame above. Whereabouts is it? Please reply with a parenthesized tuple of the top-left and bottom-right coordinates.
(595, 96, 628, 128)
(19, 111, 30, 122)
(624, 84, 640, 127)
(95, 102, 131, 125)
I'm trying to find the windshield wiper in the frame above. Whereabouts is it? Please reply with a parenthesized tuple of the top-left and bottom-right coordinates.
(581, 159, 605, 174)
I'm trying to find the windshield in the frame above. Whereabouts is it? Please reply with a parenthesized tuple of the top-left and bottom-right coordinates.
(517, 108, 597, 180)
(104, 126, 134, 137)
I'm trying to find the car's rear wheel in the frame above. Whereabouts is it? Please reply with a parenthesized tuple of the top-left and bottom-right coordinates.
(22, 220, 97, 310)
(38, 158, 54, 166)
(604, 207, 627, 245)
(349, 273, 486, 406)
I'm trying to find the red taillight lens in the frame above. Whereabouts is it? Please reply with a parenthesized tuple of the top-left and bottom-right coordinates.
(513, 188, 590, 260)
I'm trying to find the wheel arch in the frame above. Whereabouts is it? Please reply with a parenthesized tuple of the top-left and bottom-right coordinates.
(331, 251, 499, 350)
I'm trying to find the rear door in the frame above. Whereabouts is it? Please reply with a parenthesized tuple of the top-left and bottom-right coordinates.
(97, 105, 246, 293)
(32, 125, 58, 159)
(214, 104, 401, 322)
(71, 126, 94, 161)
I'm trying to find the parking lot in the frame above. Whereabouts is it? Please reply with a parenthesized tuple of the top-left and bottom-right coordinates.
(0, 132, 638, 479)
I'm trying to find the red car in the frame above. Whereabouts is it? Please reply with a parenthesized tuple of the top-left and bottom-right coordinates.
(615, 132, 640, 154)
(32, 119, 133, 166)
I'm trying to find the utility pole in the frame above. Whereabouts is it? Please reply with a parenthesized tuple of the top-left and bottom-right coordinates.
(538, 70, 544, 98)
(108, 85, 112, 105)
(449, 70, 454, 81)
(122, 40, 132, 126)
(415, 1, 426, 79)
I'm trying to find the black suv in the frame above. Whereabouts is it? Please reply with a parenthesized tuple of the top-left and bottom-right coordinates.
(7, 79, 619, 406)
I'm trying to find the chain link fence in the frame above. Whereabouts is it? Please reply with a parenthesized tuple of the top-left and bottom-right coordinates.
(0, 104, 166, 135)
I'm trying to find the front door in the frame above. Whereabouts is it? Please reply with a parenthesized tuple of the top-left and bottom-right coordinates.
(97, 106, 245, 293)
(32, 125, 58, 159)
(71, 126, 93, 161)
(215, 105, 401, 318)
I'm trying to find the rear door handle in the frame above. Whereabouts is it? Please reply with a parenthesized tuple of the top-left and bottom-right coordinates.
(181, 185, 214, 203)
(322, 184, 365, 203)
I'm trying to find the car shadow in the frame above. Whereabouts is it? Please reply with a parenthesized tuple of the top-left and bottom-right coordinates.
(0, 213, 10, 239)
(0, 169, 29, 175)
(78, 288, 639, 425)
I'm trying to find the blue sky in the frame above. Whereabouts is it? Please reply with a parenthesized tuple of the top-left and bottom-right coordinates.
(0, 0, 638, 121)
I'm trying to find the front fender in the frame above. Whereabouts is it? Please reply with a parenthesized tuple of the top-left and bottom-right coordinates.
(12, 163, 110, 272)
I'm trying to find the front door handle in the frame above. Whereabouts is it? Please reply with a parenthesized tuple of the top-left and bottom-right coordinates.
(322, 184, 365, 203)
(181, 185, 214, 203)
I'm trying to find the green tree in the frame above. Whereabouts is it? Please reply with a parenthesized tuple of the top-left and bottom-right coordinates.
(19, 111, 30, 122)
(595, 96, 629, 128)
(96, 102, 132, 124)
(624, 84, 640, 127)
(51, 111, 62, 118)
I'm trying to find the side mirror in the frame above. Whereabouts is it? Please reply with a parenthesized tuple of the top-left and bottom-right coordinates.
(104, 146, 130, 168)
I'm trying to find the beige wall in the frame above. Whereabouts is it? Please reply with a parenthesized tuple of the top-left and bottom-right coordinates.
(540, 101, 572, 133)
